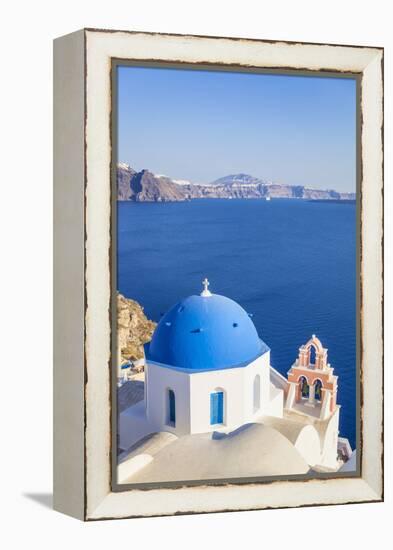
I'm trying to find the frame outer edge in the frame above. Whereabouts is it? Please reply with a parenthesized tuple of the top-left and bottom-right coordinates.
(360, 50, 384, 499)
(53, 29, 86, 521)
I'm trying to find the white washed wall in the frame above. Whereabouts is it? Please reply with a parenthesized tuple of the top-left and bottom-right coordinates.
(146, 362, 191, 436)
(122, 352, 280, 448)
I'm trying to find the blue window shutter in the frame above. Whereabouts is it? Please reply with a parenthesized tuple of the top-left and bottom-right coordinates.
(210, 391, 224, 425)
(217, 392, 223, 423)
(210, 393, 217, 424)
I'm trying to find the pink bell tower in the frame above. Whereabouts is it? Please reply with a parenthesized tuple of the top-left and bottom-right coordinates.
(285, 335, 338, 420)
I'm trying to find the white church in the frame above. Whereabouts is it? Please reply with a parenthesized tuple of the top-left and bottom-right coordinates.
(118, 280, 352, 483)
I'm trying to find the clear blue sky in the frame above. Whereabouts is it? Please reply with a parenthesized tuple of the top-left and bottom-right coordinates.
(118, 65, 356, 191)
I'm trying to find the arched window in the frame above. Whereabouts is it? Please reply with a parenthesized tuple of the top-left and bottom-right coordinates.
(314, 379, 323, 401)
(299, 376, 309, 398)
(253, 374, 261, 412)
(167, 389, 176, 426)
(210, 390, 224, 425)
(309, 345, 316, 367)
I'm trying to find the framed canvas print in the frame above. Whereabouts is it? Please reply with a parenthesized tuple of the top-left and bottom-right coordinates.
(53, 29, 384, 520)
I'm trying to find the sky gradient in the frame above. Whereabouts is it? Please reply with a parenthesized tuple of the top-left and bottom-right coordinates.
(118, 66, 356, 191)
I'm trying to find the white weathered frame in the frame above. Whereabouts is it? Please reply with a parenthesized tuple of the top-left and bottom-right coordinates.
(53, 28, 383, 521)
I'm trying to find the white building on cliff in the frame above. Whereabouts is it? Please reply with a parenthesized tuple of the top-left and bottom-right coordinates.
(118, 280, 350, 483)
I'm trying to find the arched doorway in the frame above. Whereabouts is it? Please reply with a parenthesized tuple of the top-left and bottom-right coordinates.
(299, 376, 309, 398)
(314, 379, 323, 401)
(253, 375, 261, 412)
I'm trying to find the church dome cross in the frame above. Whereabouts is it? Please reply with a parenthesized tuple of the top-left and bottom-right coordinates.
(201, 277, 212, 297)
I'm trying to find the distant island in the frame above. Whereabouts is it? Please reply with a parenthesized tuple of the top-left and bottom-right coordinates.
(117, 163, 356, 203)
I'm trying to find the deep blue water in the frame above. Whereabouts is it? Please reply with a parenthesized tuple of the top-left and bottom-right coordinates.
(117, 199, 357, 448)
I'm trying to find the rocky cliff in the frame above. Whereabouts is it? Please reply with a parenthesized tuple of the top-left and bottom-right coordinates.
(117, 292, 156, 365)
(117, 164, 356, 202)
(117, 163, 136, 199)
(117, 165, 188, 202)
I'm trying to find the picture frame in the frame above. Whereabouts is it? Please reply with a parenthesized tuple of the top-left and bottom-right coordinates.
(53, 28, 383, 521)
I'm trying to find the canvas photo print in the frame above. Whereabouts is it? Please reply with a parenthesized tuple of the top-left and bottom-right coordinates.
(113, 64, 358, 487)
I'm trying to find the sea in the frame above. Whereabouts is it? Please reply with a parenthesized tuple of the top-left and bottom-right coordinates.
(117, 198, 357, 448)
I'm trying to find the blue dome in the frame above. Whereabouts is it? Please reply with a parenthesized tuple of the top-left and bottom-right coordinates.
(147, 293, 269, 372)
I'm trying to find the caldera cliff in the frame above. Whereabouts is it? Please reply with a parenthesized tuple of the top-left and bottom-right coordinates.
(117, 164, 356, 203)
